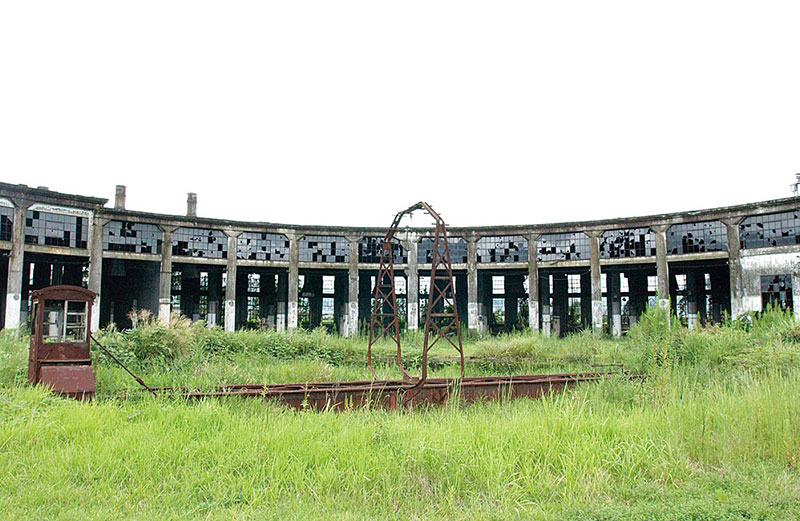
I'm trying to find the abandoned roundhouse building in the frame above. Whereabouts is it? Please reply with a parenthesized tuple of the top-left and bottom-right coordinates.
(1, 181, 799, 337)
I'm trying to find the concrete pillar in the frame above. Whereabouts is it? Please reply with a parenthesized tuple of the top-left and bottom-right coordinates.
(467, 236, 480, 332)
(276, 271, 287, 331)
(87, 215, 106, 332)
(528, 233, 540, 331)
(224, 231, 241, 332)
(653, 225, 670, 308)
(540, 273, 551, 337)
(287, 233, 299, 329)
(346, 235, 360, 337)
(4, 202, 27, 329)
(406, 237, 419, 331)
(723, 218, 744, 318)
(588, 231, 604, 332)
(114, 185, 126, 210)
(158, 226, 176, 323)
(607, 270, 622, 337)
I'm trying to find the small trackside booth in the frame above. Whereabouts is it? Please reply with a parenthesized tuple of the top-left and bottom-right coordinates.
(28, 285, 97, 400)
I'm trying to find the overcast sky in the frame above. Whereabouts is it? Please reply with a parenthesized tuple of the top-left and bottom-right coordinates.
(1, 1, 798, 228)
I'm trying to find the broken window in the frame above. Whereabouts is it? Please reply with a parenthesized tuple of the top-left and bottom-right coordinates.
(358, 237, 407, 263)
(298, 235, 349, 263)
(248, 273, 261, 293)
(419, 276, 431, 295)
(537, 233, 590, 261)
(476, 235, 528, 263)
(418, 237, 468, 264)
(173, 227, 227, 258)
(103, 221, 163, 254)
(247, 296, 261, 321)
(171, 271, 182, 291)
(599, 228, 656, 258)
(0, 204, 13, 242)
(761, 275, 793, 311)
(170, 270, 182, 313)
(740, 210, 800, 249)
(395, 276, 407, 295)
(25, 210, 88, 248)
(492, 298, 505, 324)
(237, 232, 289, 261)
(667, 221, 728, 254)
(647, 276, 658, 293)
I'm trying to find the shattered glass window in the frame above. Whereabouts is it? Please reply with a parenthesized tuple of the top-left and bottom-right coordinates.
(103, 221, 163, 254)
(667, 221, 728, 254)
(599, 228, 656, 258)
(298, 235, 349, 262)
(0, 205, 13, 242)
(25, 210, 88, 249)
(476, 235, 528, 263)
(761, 274, 793, 311)
(537, 233, 590, 261)
(172, 227, 228, 258)
(237, 232, 289, 261)
(358, 237, 408, 263)
(417, 237, 468, 264)
(740, 210, 800, 249)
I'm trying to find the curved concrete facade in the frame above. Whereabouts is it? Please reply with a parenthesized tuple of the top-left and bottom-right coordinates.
(2, 182, 799, 336)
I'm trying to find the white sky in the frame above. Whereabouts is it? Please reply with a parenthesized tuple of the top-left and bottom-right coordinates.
(1, 1, 799, 228)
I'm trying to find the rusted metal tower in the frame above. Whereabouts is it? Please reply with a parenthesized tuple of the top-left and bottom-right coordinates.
(367, 202, 464, 387)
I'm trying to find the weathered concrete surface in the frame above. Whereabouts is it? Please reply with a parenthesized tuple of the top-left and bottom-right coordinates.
(4, 203, 26, 329)
(740, 250, 800, 319)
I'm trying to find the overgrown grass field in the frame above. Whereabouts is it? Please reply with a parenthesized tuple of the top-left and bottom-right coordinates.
(2, 309, 800, 519)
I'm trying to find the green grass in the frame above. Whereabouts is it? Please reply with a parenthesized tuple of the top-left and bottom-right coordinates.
(1, 308, 799, 519)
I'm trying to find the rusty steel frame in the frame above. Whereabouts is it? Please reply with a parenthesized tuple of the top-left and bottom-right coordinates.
(367, 202, 464, 388)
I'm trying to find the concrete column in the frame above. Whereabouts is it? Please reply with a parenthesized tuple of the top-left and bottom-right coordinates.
(87, 214, 106, 332)
(224, 231, 241, 332)
(607, 270, 622, 337)
(276, 271, 287, 331)
(653, 225, 670, 308)
(527, 233, 540, 331)
(723, 218, 744, 318)
(406, 236, 419, 331)
(4, 202, 27, 329)
(346, 235, 361, 337)
(588, 231, 604, 332)
(467, 236, 480, 332)
(158, 226, 176, 324)
(287, 232, 299, 329)
(540, 273, 551, 337)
